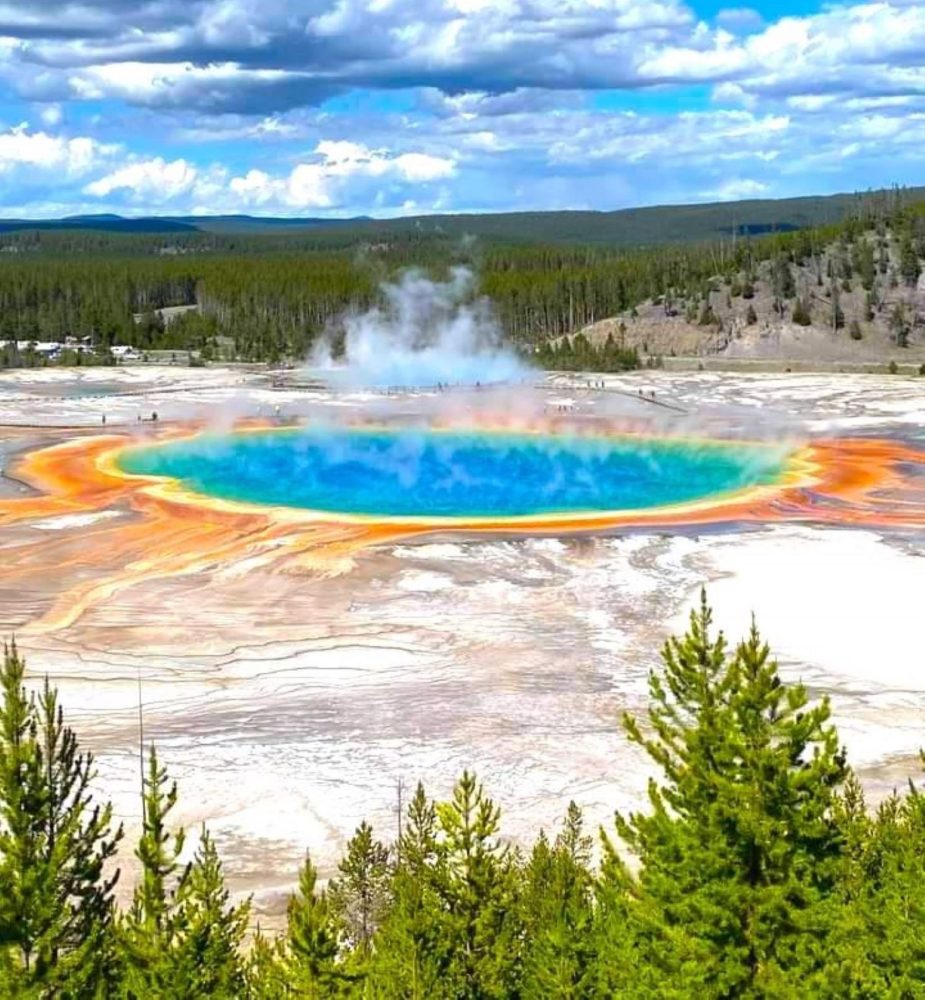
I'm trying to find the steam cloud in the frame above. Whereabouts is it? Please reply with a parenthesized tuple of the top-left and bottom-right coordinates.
(310, 267, 532, 389)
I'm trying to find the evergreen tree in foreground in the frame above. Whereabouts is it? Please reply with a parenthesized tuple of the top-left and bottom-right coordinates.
(0, 643, 122, 998)
(328, 821, 390, 959)
(120, 750, 251, 999)
(520, 802, 595, 998)
(284, 853, 354, 998)
(173, 828, 250, 998)
(434, 771, 523, 998)
(605, 591, 848, 997)
(367, 782, 449, 998)
(826, 771, 925, 995)
(120, 746, 189, 997)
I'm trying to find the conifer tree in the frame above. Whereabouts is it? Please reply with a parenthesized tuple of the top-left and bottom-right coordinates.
(435, 771, 522, 999)
(173, 828, 250, 998)
(367, 782, 448, 998)
(770, 253, 796, 315)
(826, 773, 925, 995)
(120, 746, 189, 998)
(854, 240, 876, 291)
(878, 240, 890, 274)
(899, 231, 922, 287)
(791, 298, 812, 326)
(246, 928, 289, 1000)
(328, 820, 390, 957)
(608, 592, 848, 995)
(0, 643, 122, 997)
(830, 280, 844, 331)
(284, 853, 352, 998)
(521, 803, 595, 998)
(890, 303, 909, 347)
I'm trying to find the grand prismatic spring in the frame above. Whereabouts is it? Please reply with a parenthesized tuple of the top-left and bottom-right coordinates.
(0, 366, 922, 917)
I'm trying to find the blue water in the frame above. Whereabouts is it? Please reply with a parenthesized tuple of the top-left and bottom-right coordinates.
(117, 426, 785, 518)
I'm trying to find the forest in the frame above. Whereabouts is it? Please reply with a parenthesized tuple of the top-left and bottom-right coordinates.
(0, 189, 922, 367)
(4, 186, 924, 245)
(2, 593, 924, 998)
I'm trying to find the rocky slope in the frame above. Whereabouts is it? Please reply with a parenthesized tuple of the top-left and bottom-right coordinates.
(574, 228, 925, 365)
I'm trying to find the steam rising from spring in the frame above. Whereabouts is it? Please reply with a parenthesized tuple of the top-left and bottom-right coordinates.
(311, 267, 532, 389)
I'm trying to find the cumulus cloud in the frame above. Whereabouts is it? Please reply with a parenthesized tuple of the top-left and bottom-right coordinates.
(0, 124, 115, 176)
(227, 141, 455, 209)
(0, 0, 692, 112)
(71, 140, 454, 213)
(0, 0, 922, 117)
(638, 2, 925, 100)
(84, 157, 200, 199)
(1, 1, 925, 215)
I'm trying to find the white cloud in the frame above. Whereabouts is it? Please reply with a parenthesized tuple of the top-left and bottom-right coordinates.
(0, 125, 115, 176)
(548, 110, 790, 167)
(227, 141, 455, 209)
(391, 152, 455, 182)
(0, 0, 924, 125)
(1, 1, 925, 215)
(84, 157, 200, 199)
(67, 61, 298, 111)
(639, 1, 925, 104)
(702, 178, 769, 201)
(74, 141, 455, 212)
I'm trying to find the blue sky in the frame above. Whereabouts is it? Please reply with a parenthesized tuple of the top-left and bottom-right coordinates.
(0, 0, 923, 218)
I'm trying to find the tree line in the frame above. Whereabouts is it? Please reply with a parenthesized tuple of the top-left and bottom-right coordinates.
(0, 195, 922, 366)
(2, 594, 924, 997)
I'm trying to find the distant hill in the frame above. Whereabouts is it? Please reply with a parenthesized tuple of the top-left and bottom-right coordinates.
(0, 213, 370, 236)
(3, 188, 924, 246)
(0, 215, 199, 234)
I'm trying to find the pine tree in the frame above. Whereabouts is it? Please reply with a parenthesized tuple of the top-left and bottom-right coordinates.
(825, 772, 925, 994)
(698, 303, 717, 326)
(521, 802, 595, 998)
(173, 827, 250, 998)
(899, 231, 921, 287)
(830, 281, 844, 331)
(119, 746, 189, 998)
(367, 782, 448, 998)
(435, 771, 522, 999)
(609, 591, 848, 995)
(246, 927, 288, 1000)
(770, 254, 795, 314)
(854, 240, 876, 291)
(0, 643, 122, 997)
(890, 303, 909, 348)
(284, 853, 352, 998)
(791, 298, 812, 326)
(328, 821, 390, 957)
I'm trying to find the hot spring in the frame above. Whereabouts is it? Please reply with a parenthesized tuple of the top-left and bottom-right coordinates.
(115, 426, 790, 520)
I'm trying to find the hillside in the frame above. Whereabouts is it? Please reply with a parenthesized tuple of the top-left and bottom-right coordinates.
(2, 186, 924, 248)
(552, 220, 925, 368)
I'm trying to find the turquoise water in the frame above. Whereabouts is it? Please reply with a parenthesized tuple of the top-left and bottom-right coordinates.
(117, 426, 786, 518)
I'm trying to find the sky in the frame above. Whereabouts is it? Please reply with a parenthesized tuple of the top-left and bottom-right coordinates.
(0, 0, 923, 218)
